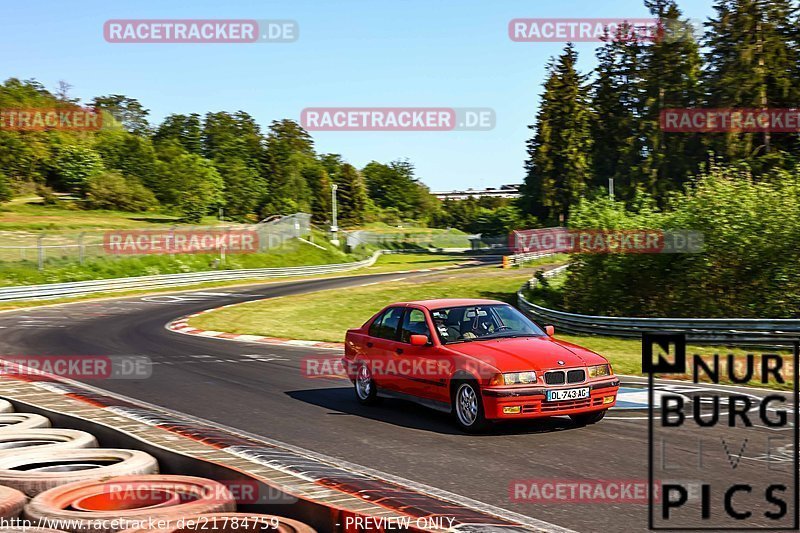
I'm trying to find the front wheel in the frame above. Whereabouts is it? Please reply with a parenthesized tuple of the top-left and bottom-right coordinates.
(570, 409, 607, 426)
(453, 381, 489, 433)
(354, 363, 379, 405)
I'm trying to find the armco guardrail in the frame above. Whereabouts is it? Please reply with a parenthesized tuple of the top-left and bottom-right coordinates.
(0, 251, 383, 302)
(518, 265, 800, 345)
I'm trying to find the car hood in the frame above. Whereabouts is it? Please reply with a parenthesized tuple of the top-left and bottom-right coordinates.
(444, 336, 607, 372)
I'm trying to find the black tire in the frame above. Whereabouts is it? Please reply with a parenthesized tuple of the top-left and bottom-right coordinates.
(570, 409, 607, 426)
(452, 380, 489, 433)
(354, 363, 379, 405)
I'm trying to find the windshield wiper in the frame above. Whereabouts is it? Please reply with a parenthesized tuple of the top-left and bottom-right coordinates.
(479, 333, 540, 340)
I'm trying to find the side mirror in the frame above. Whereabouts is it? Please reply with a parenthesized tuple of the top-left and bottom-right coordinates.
(545, 325, 555, 337)
(410, 334, 429, 346)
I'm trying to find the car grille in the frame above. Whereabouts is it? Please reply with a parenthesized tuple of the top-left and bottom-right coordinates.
(544, 368, 586, 385)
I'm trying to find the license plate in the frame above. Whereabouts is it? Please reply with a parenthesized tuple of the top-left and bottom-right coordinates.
(546, 387, 589, 402)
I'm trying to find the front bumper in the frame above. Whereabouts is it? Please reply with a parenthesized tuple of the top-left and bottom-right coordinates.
(481, 377, 620, 419)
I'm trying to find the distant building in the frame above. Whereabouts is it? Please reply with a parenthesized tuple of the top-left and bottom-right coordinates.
(432, 184, 521, 201)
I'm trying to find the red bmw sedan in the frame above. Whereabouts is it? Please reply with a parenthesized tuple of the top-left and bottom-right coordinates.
(344, 299, 619, 432)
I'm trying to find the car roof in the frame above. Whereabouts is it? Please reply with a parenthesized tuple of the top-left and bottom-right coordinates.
(397, 298, 507, 310)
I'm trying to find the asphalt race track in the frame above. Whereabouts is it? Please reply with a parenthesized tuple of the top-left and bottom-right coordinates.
(0, 270, 796, 532)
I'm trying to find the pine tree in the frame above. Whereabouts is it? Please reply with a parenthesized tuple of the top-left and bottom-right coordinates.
(521, 44, 593, 223)
(589, 24, 646, 201)
(335, 163, 368, 225)
(641, 0, 704, 197)
(703, 0, 800, 169)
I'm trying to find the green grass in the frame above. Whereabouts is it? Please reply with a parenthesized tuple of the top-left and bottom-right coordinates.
(0, 199, 218, 232)
(0, 234, 354, 286)
(0, 251, 476, 311)
(358, 252, 470, 273)
(191, 266, 792, 390)
(189, 267, 548, 342)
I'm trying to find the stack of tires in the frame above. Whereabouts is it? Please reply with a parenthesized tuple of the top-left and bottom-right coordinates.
(0, 400, 315, 533)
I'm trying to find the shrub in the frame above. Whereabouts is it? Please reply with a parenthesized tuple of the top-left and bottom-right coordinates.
(84, 171, 158, 212)
(561, 164, 800, 318)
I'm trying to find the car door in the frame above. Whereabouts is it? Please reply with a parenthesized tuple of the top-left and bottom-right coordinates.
(365, 306, 405, 391)
(393, 307, 448, 402)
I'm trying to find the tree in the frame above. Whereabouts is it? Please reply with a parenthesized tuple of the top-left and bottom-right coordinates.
(84, 171, 158, 212)
(153, 114, 203, 154)
(334, 163, 368, 225)
(153, 152, 223, 222)
(640, 0, 705, 197)
(213, 155, 267, 220)
(589, 25, 646, 201)
(202, 111, 264, 171)
(301, 161, 331, 223)
(703, 0, 800, 169)
(362, 159, 434, 220)
(91, 95, 150, 135)
(93, 128, 156, 183)
(262, 119, 316, 214)
(48, 145, 104, 193)
(521, 44, 593, 223)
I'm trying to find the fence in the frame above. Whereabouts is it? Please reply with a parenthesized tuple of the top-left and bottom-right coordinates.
(517, 265, 800, 345)
(0, 213, 311, 270)
(0, 250, 382, 302)
(343, 228, 474, 251)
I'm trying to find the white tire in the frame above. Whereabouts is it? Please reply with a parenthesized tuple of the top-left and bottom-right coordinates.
(0, 414, 51, 432)
(0, 449, 158, 497)
(0, 400, 13, 414)
(0, 485, 26, 518)
(0, 429, 98, 457)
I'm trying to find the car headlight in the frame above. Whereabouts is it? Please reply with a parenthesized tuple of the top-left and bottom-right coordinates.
(588, 364, 611, 378)
(491, 371, 537, 385)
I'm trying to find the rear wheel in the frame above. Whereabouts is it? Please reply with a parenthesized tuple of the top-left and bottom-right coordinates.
(453, 381, 488, 433)
(570, 409, 607, 426)
(354, 363, 379, 405)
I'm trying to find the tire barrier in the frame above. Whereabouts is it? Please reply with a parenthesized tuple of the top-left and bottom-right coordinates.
(0, 413, 51, 432)
(117, 513, 316, 533)
(0, 429, 97, 456)
(0, 400, 12, 414)
(0, 449, 159, 497)
(25, 476, 237, 533)
(0, 485, 26, 519)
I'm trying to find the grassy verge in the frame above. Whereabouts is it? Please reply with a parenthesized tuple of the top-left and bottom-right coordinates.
(189, 266, 533, 342)
(190, 266, 792, 391)
(0, 234, 354, 286)
(0, 251, 474, 312)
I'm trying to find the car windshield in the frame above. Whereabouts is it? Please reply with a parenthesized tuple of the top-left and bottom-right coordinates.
(430, 304, 545, 344)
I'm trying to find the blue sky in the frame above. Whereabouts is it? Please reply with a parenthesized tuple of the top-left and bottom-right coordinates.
(2, 0, 714, 190)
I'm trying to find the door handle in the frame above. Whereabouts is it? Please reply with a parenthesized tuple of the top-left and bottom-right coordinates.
(366, 342, 373, 348)
(395, 348, 404, 355)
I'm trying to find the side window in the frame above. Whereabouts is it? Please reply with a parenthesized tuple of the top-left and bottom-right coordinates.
(368, 310, 387, 337)
(400, 308, 431, 343)
(370, 307, 404, 340)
